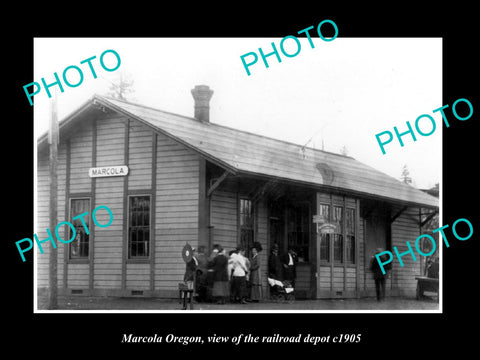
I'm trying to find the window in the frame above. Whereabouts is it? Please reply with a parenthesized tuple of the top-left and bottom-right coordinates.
(70, 198, 90, 259)
(287, 203, 310, 262)
(318, 202, 356, 264)
(346, 208, 356, 264)
(333, 206, 344, 263)
(128, 195, 151, 259)
(239, 198, 254, 258)
(332, 206, 343, 263)
(319, 204, 330, 262)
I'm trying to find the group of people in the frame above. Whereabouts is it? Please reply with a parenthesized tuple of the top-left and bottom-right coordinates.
(183, 242, 263, 305)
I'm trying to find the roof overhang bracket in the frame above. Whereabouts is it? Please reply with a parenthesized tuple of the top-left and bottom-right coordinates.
(207, 170, 230, 197)
(390, 206, 408, 223)
(420, 209, 439, 227)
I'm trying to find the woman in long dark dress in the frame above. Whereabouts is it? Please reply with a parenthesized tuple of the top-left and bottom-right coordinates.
(249, 242, 263, 302)
(211, 247, 230, 304)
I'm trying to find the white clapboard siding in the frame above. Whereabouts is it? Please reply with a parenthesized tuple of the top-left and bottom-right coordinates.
(319, 266, 331, 289)
(36, 156, 50, 289)
(36, 142, 67, 289)
(69, 122, 93, 193)
(154, 132, 199, 291)
(67, 264, 89, 288)
(391, 207, 421, 295)
(93, 117, 125, 290)
(333, 267, 344, 290)
(128, 122, 153, 190)
(211, 190, 237, 251)
(126, 263, 150, 290)
(345, 267, 356, 291)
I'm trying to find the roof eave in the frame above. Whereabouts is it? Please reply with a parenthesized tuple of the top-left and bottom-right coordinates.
(235, 170, 439, 210)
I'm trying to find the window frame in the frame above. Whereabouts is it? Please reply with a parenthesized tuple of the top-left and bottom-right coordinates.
(332, 205, 344, 264)
(319, 204, 331, 263)
(68, 197, 91, 263)
(287, 202, 310, 262)
(239, 198, 255, 258)
(127, 194, 152, 261)
(345, 207, 356, 264)
(318, 201, 357, 266)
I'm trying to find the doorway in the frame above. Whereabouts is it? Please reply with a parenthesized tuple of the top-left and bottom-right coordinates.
(365, 214, 389, 259)
(362, 201, 392, 296)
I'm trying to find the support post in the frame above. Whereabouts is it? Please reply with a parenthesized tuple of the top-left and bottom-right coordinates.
(48, 92, 59, 309)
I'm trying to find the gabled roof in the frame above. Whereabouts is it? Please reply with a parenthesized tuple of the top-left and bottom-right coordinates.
(38, 95, 439, 209)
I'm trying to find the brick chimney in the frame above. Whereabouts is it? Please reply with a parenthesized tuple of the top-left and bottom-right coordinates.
(191, 85, 214, 122)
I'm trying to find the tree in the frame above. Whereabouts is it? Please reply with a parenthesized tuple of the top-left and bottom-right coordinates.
(106, 71, 135, 101)
(400, 164, 412, 185)
(339, 145, 349, 156)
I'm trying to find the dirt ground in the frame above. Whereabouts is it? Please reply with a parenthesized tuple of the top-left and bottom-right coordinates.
(37, 294, 439, 311)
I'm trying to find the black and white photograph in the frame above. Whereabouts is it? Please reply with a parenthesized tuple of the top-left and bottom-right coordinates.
(33, 37, 441, 312)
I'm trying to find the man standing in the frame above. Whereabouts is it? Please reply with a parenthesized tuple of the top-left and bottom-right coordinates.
(370, 248, 392, 301)
(282, 247, 297, 288)
(268, 244, 283, 281)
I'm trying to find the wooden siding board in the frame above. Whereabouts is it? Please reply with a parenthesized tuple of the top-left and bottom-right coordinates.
(128, 122, 152, 190)
(93, 117, 125, 290)
(154, 131, 200, 291)
(391, 207, 422, 295)
(36, 156, 50, 289)
(126, 263, 150, 289)
(36, 143, 67, 289)
(211, 190, 237, 251)
(69, 124, 93, 193)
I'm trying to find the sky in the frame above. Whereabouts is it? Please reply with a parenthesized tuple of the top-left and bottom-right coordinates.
(33, 37, 442, 189)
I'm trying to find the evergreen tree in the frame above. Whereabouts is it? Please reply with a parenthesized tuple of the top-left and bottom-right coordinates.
(106, 71, 135, 101)
(400, 164, 412, 185)
(340, 145, 349, 156)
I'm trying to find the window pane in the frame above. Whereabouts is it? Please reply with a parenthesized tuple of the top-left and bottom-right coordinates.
(240, 199, 253, 228)
(318, 204, 330, 222)
(320, 233, 330, 261)
(240, 229, 254, 258)
(333, 234, 343, 262)
(333, 206, 343, 227)
(70, 199, 90, 259)
(346, 208, 356, 263)
(287, 204, 309, 261)
(129, 196, 150, 258)
(239, 199, 254, 257)
(333, 206, 343, 263)
(346, 208, 355, 235)
(346, 235, 355, 263)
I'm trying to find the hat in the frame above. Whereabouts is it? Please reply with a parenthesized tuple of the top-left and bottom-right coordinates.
(252, 241, 263, 252)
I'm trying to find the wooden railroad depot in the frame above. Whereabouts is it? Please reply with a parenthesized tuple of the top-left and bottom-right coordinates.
(36, 85, 439, 301)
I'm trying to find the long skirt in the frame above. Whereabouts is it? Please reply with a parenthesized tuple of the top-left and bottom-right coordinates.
(212, 281, 230, 297)
(232, 276, 247, 300)
(250, 283, 262, 301)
